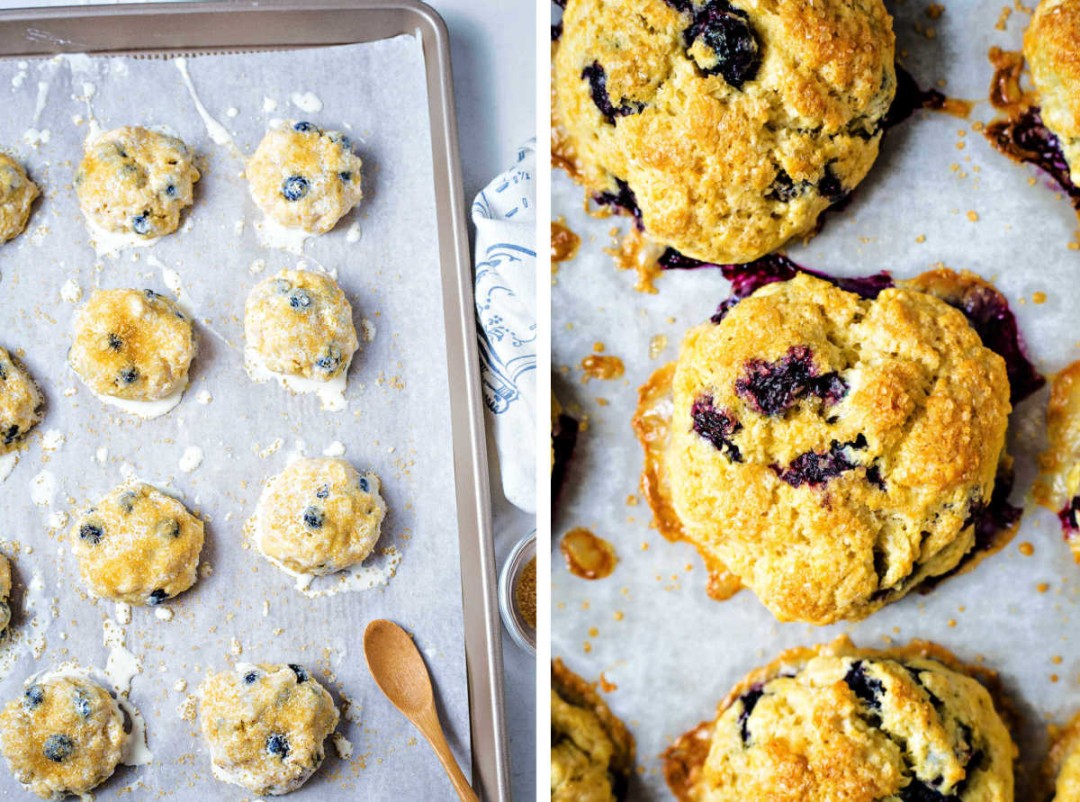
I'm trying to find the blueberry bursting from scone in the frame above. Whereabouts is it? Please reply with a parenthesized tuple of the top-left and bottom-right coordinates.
(641, 268, 1033, 625)
(663, 637, 1017, 802)
(553, 0, 897, 265)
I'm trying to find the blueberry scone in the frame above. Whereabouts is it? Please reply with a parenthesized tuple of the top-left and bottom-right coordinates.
(69, 288, 196, 407)
(1036, 360, 1080, 560)
(552, 659, 635, 802)
(664, 637, 1016, 802)
(0, 153, 39, 244)
(199, 663, 339, 795)
(1025, 0, 1080, 184)
(246, 121, 363, 234)
(0, 673, 127, 800)
(0, 554, 11, 635)
(75, 126, 199, 239)
(553, 0, 896, 264)
(0, 347, 43, 452)
(1049, 713, 1080, 801)
(244, 269, 358, 383)
(71, 481, 205, 606)
(643, 272, 1011, 625)
(250, 457, 385, 579)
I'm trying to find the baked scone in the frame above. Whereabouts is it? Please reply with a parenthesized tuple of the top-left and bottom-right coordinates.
(75, 126, 199, 238)
(1025, 0, 1080, 184)
(0, 673, 127, 800)
(655, 272, 1011, 624)
(250, 457, 385, 578)
(0, 554, 11, 635)
(551, 659, 635, 802)
(244, 269, 358, 383)
(1036, 360, 1080, 560)
(69, 288, 196, 405)
(0, 153, 39, 243)
(1049, 713, 1080, 801)
(199, 663, 339, 795)
(71, 481, 205, 606)
(664, 637, 1016, 802)
(0, 347, 43, 452)
(553, 0, 896, 264)
(246, 121, 363, 234)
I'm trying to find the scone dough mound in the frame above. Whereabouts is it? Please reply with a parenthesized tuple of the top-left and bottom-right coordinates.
(0, 153, 39, 243)
(245, 270, 358, 382)
(0, 347, 43, 452)
(69, 288, 196, 402)
(667, 273, 1011, 624)
(71, 481, 205, 606)
(551, 659, 635, 802)
(252, 457, 385, 577)
(1036, 360, 1080, 560)
(246, 121, 363, 234)
(554, 0, 896, 264)
(0, 673, 126, 800)
(678, 639, 1015, 802)
(1025, 0, 1080, 183)
(75, 126, 199, 238)
(199, 663, 339, 795)
(0, 554, 11, 635)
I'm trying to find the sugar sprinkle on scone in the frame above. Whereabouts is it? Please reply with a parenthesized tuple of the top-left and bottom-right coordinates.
(75, 126, 199, 239)
(661, 272, 1011, 624)
(71, 480, 205, 606)
(551, 659, 635, 802)
(0, 347, 43, 453)
(199, 663, 339, 796)
(554, 0, 896, 264)
(1036, 360, 1080, 559)
(0, 672, 127, 800)
(69, 288, 196, 408)
(249, 457, 385, 581)
(1025, 0, 1080, 184)
(665, 637, 1016, 802)
(246, 121, 363, 234)
(0, 153, 39, 244)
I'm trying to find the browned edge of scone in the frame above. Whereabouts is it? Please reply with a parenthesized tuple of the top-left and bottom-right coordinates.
(1044, 711, 1080, 801)
(661, 635, 1019, 801)
(552, 658, 636, 799)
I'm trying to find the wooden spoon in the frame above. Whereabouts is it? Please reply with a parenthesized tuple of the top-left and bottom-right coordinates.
(363, 619, 480, 802)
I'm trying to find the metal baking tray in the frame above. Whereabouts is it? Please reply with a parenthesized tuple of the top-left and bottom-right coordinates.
(0, 2, 508, 799)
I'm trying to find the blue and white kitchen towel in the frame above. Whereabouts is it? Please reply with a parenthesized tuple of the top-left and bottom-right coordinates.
(473, 140, 537, 514)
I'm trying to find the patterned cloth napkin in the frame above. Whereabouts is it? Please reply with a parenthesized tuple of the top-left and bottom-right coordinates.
(472, 141, 537, 514)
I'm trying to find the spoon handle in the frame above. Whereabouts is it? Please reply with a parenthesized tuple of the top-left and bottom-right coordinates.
(419, 707, 480, 802)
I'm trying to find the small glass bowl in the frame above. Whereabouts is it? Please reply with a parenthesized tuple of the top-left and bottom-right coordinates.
(498, 531, 536, 655)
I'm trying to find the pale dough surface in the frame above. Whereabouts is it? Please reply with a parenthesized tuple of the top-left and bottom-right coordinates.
(0, 153, 39, 244)
(0, 346, 43, 453)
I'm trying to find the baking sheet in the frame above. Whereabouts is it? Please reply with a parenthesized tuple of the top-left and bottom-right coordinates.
(551, 1, 1080, 797)
(0, 35, 474, 799)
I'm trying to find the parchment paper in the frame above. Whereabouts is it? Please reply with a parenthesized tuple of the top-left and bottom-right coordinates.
(0, 35, 472, 799)
(552, 1, 1080, 797)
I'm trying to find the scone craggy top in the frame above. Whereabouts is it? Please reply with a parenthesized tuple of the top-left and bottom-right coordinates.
(0, 153, 39, 244)
(75, 126, 200, 238)
(667, 273, 1012, 624)
(1025, 0, 1080, 183)
(199, 663, 339, 796)
(554, 0, 896, 264)
(666, 637, 1016, 802)
(68, 288, 197, 403)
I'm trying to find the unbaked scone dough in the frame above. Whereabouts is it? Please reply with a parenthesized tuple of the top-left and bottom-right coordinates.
(69, 288, 196, 404)
(0, 347, 43, 452)
(199, 662, 339, 795)
(0, 673, 126, 800)
(244, 270, 358, 382)
(0, 153, 39, 244)
(246, 121, 363, 234)
(251, 457, 385, 577)
(0, 554, 11, 635)
(1025, 0, 1080, 183)
(667, 637, 1016, 802)
(551, 659, 635, 802)
(554, 0, 896, 264)
(75, 126, 199, 239)
(1037, 360, 1080, 561)
(663, 273, 1010, 624)
(71, 480, 205, 606)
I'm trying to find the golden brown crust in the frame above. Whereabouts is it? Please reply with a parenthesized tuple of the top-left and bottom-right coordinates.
(1035, 360, 1080, 562)
(1048, 712, 1080, 800)
(554, 0, 896, 264)
(1025, 0, 1080, 181)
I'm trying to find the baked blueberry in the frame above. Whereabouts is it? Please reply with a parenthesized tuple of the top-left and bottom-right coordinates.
(734, 346, 847, 416)
(293, 121, 319, 133)
(289, 664, 309, 683)
(581, 62, 645, 124)
(23, 685, 43, 711)
(79, 523, 104, 545)
(147, 589, 169, 605)
(690, 394, 743, 463)
(685, 0, 761, 89)
(265, 733, 290, 758)
(736, 685, 763, 744)
(281, 175, 310, 202)
(131, 212, 152, 236)
(42, 734, 74, 763)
